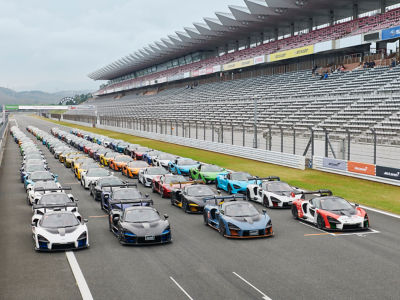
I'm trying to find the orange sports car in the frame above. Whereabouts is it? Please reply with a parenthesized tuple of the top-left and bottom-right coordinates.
(108, 155, 134, 171)
(122, 161, 149, 178)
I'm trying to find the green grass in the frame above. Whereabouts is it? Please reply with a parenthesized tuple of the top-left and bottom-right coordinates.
(37, 116, 400, 214)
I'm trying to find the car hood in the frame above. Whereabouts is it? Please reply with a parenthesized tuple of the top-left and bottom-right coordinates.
(224, 214, 269, 229)
(185, 195, 215, 207)
(122, 220, 168, 236)
(201, 171, 227, 178)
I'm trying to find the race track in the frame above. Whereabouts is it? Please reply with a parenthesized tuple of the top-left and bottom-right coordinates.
(1, 115, 399, 300)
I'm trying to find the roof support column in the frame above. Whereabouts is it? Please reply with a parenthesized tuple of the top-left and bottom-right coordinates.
(308, 17, 313, 32)
(235, 40, 239, 51)
(353, 1, 359, 19)
(225, 44, 229, 54)
(274, 28, 279, 41)
(329, 10, 334, 26)
(380, 0, 386, 13)
(290, 23, 295, 36)
(260, 32, 264, 45)
(247, 37, 251, 49)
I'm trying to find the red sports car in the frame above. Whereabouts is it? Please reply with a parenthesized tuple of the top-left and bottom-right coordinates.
(151, 174, 195, 198)
(291, 190, 369, 231)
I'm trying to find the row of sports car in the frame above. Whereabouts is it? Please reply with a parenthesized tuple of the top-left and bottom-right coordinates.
(11, 126, 89, 251)
(60, 126, 371, 233)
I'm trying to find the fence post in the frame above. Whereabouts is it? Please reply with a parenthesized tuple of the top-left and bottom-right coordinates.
(243, 123, 245, 147)
(311, 127, 315, 158)
(195, 121, 198, 139)
(346, 129, 350, 160)
(182, 122, 185, 137)
(176, 120, 178, 136)
(231, 122, 234, 145)
(204, 122, 206, 140)
(279, 126, 283, 152)
(292, 127, 296, 155)
(188, 122, 191, 139)
(324, 128, 329, 157)
(212, 123, 214, 142)
(221, 123, 224, 143)
(268, 125, 272, 151)
(371, 128, 377, 164)
(155, 119, 158, 133)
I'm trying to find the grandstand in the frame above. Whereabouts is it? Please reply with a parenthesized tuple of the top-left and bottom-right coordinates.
(58, 0, 400, 173)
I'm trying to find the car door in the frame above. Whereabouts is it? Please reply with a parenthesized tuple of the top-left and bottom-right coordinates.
(308, 199, 317, 223)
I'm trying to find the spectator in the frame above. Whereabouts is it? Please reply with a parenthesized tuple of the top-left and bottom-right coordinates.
(312, 65, 318, 76)
(390, 58, 396, 69)
(323, 72, 329, 80)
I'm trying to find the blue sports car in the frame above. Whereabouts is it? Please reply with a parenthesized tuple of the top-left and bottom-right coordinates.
(100, 184, 152, 212)
(215, 172, 259, 194)
(168, 158, 200, 175)
(24, 171, 58, 189)
(203, 196, 273, 238)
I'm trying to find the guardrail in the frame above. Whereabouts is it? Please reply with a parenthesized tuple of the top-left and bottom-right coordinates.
(52, 118, 305, 170)
(313, 156, 400, 187)
(0, 115, 9, 167)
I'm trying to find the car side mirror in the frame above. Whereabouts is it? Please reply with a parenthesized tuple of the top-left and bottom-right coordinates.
(83, 218, 88, 223)
(164, 214, 169, 219)
(145, 194, 149, 198)
(113, 216, 119, 222)
(262, 209, 267, 214)
(354, 203, 359, 207)
(31, 222, 36, 227)
(217, 190, 222, 195)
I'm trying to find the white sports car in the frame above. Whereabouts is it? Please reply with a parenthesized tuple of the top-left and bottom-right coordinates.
(138, 166, 170, 187)
(27, 182, 65, 205)
(81, 167, 112, 189)
(152, 153, 177, 168)
(32, 211, 89, 251)
(246, 177, 303, 208)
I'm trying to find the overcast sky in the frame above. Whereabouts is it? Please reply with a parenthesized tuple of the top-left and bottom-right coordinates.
(0, 0, 246, 93)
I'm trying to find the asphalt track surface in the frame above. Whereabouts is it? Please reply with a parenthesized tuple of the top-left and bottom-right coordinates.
(1, 115, 400, 300)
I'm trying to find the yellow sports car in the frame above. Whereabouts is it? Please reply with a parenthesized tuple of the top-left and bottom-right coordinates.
(108, 155, 133, 171)
(60, 151, 80, 164)
(75, 161, 101, 180)
(71, 156, 89, 171)
(99, 152, 117, 167)
(122, 161, 149, 178)
(64, 153, 84, 168)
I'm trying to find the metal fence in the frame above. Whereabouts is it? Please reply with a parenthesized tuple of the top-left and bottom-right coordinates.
(0, 114, 9, 167)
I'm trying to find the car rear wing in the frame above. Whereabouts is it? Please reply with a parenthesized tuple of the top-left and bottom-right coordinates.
(33, 202, 77, 212)
(248, 176, 280, 182)
(169, 180, 204, 188)
(294, 189, 332, 198)
(102, 183, 137, 191)
(202, 194, 246, 205)
(109, 199, 153, 210)
(34, 187, 72, 192)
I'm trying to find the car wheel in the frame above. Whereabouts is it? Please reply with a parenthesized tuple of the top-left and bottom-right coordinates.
(182, 200, 189, 213)
(89, 185, 93, 196)
(263, 196, 270, 208)
(160, 187, 165, 198)
(108, 217, 113, 232)
(317, 214, 324, 229)
(246, 190, 251, 201)
(215, 179, 219, 189)
(203, 211, 209, 225)
(227, 185, 232, 195)
(291, 205, 299, 219)
(219, 221, 226, 237)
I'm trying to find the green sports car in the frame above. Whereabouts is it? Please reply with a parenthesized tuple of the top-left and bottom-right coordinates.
(189, 164, 228, 183)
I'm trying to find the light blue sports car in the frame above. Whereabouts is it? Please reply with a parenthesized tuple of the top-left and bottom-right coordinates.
(168, 158, 200, 175)
(215, 172, 259, 194)
(203, 196, 273, 238)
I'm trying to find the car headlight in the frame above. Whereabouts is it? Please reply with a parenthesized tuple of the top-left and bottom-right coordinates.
(233, 184, 241, 189)
(266, 219, 272, 227)
(123, 230, 136, 237)
(78, 232, 87, 239)
(104, 194, 109, 199)
(37, 234, 49, 242)
(270, 197, 281, 203)
(162, 227, 171, 235)
(327, 216, 340, 224)
(227, 223, 241, 231)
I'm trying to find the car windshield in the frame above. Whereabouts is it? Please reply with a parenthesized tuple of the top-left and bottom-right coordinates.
(320, 197, 354, 211)
(266, 182, 292, 192)
(202, 165, 223, 172)
(128, 161, 148, 168)
(41, 213, 80, 228)
(25, 159, 43, 165)
(116, 156, 132, 163)
(39, 193, 72, 205)
(113, 188, 143, 200)
(86, 168, 109, 177)
(34, 181, 59, 190)
(81, 163, 99, 169)
(178, 159, 197, 166)
(165, 175, 186, 184)
(124, 209, 160, 223)
(135, 147, 149, 153)
(225, 202, 259, 217)
(31, 172, 53, 181)
(147, 167, 168, 175)
(25, 153, 42, 159)
(105, 153, 115, 158)
(158, 154, 175, 160)
(99, 177, 123, 187)
(231, 172, 251, 181)
(26, 164, 46, 172)
(187, 186, 214, 196)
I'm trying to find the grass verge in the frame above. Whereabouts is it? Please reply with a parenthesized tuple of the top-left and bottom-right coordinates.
(36, 116, 400, 214)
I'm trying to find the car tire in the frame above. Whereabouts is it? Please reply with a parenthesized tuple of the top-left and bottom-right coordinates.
(203, 212, 209, 225)
(246, 190, 251, 201)
(291, 205, 299, 219)
(219, 221, 226, 237)
(263, 196, 270, 208)
(160, 187, 165, 198)
(182, 200, 189, 213)
(227, 185, 232, 195)
(89, 185, 93, 196)
(215, 179, 219, 189)
(317, 214, 324, 229)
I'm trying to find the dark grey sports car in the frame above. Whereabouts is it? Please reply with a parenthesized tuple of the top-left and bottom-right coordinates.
(109, 206, 171, 245)
(170, 184, 216, 213)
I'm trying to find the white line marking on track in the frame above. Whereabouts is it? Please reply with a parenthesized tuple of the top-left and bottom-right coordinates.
(233, 272, 272, 300)
(66, 251, 93, 300)
(358, 205, 400, 220)
(298, 220, 336, 236)
(170, 276, 194, 300)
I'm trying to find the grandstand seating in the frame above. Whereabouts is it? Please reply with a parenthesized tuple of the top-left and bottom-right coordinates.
(100, 7, 400, 93)
(66, 65, 400, 141)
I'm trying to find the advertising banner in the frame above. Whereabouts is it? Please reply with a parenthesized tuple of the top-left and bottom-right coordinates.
(223, 58, 254, 71)
(5, 105, 19, 110)
(269, 45, 314, 62)
(213, 65, 221, 73)
(376, 166, 400, 181)
(183, 72, 191, 78)
(19, 105, 69, 110)
(206, 67, 213, 74)
(199, 68, 207, 76)
(192, 70, 199, 77)
(382, 25, 400, 40)
(347, 161, 376, 176)
(253, 55, 265, 65)
(322, 157, 347, 171)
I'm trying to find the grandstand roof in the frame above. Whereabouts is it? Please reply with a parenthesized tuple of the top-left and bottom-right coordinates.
(88, 0, 400, 81)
